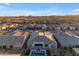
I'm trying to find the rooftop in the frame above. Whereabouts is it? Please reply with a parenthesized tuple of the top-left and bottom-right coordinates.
(28, 31, 57, 43)
(0, 36, 26, 48)
(55, 32, 79, 47)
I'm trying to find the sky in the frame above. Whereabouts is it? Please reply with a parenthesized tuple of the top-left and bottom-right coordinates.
(0, 3, 79, 16)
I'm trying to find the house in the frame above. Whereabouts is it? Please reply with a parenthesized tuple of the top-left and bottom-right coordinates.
(0, 31, 30, 56)
(27, 31, 57, 50)
(54, 32, 79, 49)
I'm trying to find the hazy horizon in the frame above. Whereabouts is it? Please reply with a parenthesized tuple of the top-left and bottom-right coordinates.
(0, 3, 79, 16)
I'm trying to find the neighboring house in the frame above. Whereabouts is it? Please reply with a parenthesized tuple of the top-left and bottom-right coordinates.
(0, 31, 30, 56)
(54, 32, 79, 49)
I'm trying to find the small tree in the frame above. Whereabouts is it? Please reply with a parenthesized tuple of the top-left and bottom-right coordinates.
(0, 46, 1, 49)
(9, 45, 13, 49)
(3, 45, 6, 49)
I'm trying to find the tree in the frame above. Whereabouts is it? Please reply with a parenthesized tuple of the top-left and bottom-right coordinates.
(9, 45, 13, 49)
(0, 46, 1, 49)
(3, 45, 6, 49)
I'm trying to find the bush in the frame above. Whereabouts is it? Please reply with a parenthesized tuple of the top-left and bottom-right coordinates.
(3, 45, 6, 49)
(9, 45, 13, 49)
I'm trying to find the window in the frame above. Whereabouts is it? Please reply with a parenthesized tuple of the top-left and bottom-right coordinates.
(45, 44, 48, 47)
(76, 45, 79, 48)
(29, 44, 32, 47)
(35, 44, 43, 46)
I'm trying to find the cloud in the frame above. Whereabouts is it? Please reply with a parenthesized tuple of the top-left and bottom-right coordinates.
(70, 9, 79, 15)
(72, 9, 79, 12)
(4, 3, 11, 6)
(0, 5, 59, 16)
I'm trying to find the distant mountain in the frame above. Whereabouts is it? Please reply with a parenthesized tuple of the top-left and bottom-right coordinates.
(0, 15, 79, 23)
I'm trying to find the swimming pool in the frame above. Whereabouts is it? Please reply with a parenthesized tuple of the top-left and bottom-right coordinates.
(30, 50, 47, 56)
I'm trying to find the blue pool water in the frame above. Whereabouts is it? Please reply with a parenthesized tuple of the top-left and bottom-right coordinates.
(30, 50, 47, 56)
